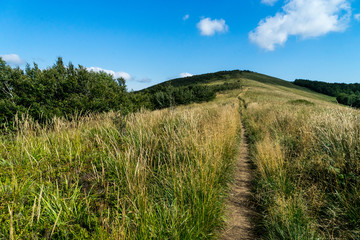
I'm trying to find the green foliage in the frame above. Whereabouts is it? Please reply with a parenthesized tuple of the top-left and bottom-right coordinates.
(145, 70, 244, 89)
(141, 84, 217, 110)
(128, 91, 154, 111)
(209, 81, 242, 92)
(336, 93, 360, 108)
(294, 79, 360, 108)
(1, 59, 242, 128)
(136, 75, 243, 110)
(0, 57, 129, 129)
(0, 100, 240, 239)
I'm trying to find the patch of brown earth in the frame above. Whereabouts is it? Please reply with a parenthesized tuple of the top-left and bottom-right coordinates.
(221, 123, 258, 240)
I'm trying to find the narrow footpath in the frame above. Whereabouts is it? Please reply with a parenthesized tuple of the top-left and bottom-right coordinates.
(221, 122, 257, 240)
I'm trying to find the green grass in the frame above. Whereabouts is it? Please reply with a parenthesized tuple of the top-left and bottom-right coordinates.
(1, 68, 358, 239)
(0, 98, 241, 239)
(240, 79, 360, 239)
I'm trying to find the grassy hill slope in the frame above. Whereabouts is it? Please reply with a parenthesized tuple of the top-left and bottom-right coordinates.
(1, 69, 357, 239)
(239, 78, 360, 239)
(0, 89, 242, 239)
(141, 70, 336, 102)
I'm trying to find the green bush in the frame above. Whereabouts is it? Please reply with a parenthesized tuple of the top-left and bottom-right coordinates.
(143, 84, 216, 110)
(0, 57, 129, 129)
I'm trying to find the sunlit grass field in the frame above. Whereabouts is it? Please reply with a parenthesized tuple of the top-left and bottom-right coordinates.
(241, 79, 360, 239)
(1, 72, 359, 239)
(0, 96, 241, 239)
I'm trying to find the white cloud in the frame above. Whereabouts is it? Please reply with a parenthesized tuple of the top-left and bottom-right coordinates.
(0, 54, 25, 65)
(261, 0, 279, 6)
(249, 0, 352, 51)
(136, 78, 152, 83)
(197, 18, 229, 36)
(183, 14, 189, 21)
(180, 72, 193, 78)
(87, 67, 131, 81)
(355, 13, 360, 21)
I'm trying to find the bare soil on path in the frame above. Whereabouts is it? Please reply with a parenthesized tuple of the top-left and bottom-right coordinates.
(221, 123, 258, 240)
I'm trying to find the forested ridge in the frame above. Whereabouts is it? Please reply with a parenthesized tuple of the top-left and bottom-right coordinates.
(0, 58, 243, 129)
(294, 79, 360, 108)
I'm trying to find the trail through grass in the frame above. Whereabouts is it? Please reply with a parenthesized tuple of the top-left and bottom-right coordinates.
(240, 79, 360, 239)
(221, 121, 257, 240)
(0, 97, 241, 239)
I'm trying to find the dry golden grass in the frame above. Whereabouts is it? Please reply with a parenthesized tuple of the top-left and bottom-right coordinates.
(0, 96, 242, 239)
(241, 79, 360, 239)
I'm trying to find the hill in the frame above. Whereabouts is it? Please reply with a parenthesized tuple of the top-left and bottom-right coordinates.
(134, 69, 336, 111)
(1, 65, 359, 239)
(238, 77, 359, 239)
(139, 69, 336, 102)
(141, 70, 299, 91)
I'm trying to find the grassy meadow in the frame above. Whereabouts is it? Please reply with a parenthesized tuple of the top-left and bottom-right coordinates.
(1, 70, 360, 240)
(0, 96, 241, 239)
(240, 79, 360, 239)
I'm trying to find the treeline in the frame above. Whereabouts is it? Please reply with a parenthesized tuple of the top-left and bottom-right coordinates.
(210, 81, 242, 92)
(0, 57, 130, 128)
(145, 70, 248, 90)
(142, 84, 216, 110)
(294, 79, 360, 108)
(135, 81, 242, 110)
(0, 57, 243, 129)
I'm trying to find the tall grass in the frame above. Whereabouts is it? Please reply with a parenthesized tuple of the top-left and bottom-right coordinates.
(241, 81, 360, 239)
(0, 99, 240, 239)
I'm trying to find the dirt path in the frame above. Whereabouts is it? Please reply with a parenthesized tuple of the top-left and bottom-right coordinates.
(221, 122, 257, 240)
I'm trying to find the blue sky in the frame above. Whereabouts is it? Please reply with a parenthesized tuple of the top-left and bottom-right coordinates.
(1, 0, 360, 90)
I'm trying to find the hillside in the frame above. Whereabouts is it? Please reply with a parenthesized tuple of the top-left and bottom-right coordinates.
(140, 70, 336, 103)
(238, 78, 359, 239)
(1, 67, 359, 239)
(143, 72, 359, 239)
(141, 70, 298, 91)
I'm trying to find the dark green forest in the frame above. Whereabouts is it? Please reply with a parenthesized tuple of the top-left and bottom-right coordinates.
(0, 58, 243, 129)
(138, 81, 242, 110)
(0, 57, 131, 128)
(294, 79, 360, 108)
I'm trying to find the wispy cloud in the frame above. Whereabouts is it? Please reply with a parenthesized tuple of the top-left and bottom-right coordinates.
(197, 18, 229, 36)
(87, 66, 152, 83)
(355, 13, 360, 21)
(261, 0, 279, 6)
(136, 77, 152, 83)
(183, 14, 189, 21)
(180, 72, 193, 78)
(250, 0, 352, 51)
(0, 54, 25, 65)
(87, 67, 131, 81)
